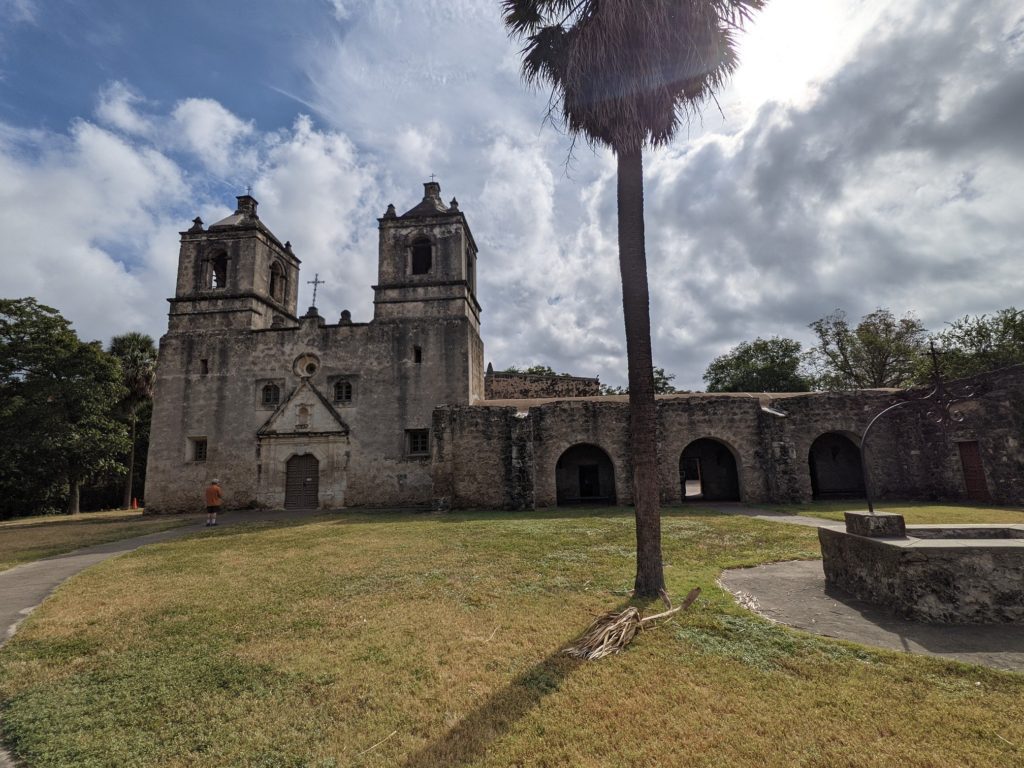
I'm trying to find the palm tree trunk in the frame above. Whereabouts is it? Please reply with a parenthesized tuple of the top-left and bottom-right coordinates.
(122, 414, 136, 509)
(67, 478, 80, 515)
(615, 145, 665, 598)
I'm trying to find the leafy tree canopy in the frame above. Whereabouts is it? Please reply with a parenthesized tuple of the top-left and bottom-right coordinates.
(809, 308, 927, 389)
(500, 364, 576, 377)
(931, 308, 1024, 381)
(601, 367, 678, 395)
(704, 337, 812, 392)
(0, 298, 129, 517)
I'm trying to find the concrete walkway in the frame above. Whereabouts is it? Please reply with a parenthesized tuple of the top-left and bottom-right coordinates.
(0, 508, 326, 768)
(720, 560, 1024, 672)
(705, 505, 1024, 673)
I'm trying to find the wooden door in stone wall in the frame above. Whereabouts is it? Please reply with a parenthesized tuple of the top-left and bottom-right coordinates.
(285, 454, 320, 509)
(957, 441, 991, 502)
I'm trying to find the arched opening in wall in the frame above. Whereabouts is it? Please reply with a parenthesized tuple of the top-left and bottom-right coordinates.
(285, 453, 319, 509)
(680, 438, 740, 501)
(410, 238, 432, 275)
(808, 432, 865, 500)
(210, 252, 228, 289)
(556, 444, 615, 506)
(269, 261, 286, 303)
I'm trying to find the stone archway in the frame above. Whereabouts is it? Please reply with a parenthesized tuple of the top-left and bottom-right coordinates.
(285, 453, 320, 509)
(809, 432, 865, 500)
(680, 438, 740, 501)
(555, 444, 616, 506)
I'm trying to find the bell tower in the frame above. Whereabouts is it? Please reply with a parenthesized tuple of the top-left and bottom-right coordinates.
(373, 181, 480, 328)
(168, 195, 301, 332)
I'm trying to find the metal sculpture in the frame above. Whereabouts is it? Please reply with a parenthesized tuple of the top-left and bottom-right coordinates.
(859, 342, 975, 513)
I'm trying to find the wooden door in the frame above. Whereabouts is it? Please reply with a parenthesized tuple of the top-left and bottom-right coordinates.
(285, 454, 319, 509)
(957, 441, 991, 502)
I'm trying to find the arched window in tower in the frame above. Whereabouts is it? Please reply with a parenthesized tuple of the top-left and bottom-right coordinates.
(466, 252, 474, 293)
(411, 238, 432, 275)
(269, 262, 286, 303)
(210, 252, 228, 289)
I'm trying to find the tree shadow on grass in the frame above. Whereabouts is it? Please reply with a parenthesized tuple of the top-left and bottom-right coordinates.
(400, 597, 648, 768)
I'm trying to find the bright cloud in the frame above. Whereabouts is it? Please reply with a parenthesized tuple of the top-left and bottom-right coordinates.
(1, 0, 1022, 389)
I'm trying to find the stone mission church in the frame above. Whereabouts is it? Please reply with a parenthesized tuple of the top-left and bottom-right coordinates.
(146, 182, 1024, 513)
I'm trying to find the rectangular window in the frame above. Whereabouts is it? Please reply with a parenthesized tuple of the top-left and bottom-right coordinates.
(334, 380, 353, 403)
(414, 346, 422, 364)
(406, 429, 429, 456)
(200, 359, 209, 375)
(191, 438, 208, 462)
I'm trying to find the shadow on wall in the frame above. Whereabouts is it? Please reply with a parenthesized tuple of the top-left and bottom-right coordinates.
(680, 438, 741, 502)
(809, 432, 865, 500)
(555, 443, 616, 506)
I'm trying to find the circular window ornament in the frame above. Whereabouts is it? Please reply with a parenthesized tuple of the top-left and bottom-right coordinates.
(293, 353, 321, 378)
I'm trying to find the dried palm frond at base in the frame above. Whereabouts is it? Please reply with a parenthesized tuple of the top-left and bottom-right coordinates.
(564, 587, 701, 661)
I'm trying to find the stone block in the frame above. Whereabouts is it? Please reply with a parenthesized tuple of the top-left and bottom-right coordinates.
(845, 511, 906, 538)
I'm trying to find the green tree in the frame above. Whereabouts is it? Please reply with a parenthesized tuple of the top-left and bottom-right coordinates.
(809, 309, 927, 389)
(503, 0, 764, 596)
(931, 308, 1024, 381)
(703, 337, 812, 392)
(601, 367, 678, 395)
(0, 298, 128, 517)
(109, 332, 157, 508)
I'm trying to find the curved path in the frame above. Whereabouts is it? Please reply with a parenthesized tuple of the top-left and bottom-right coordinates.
(0, 509, 325, 767)
(720, 560, 1024, 672)
(709, 505, 1024, 673)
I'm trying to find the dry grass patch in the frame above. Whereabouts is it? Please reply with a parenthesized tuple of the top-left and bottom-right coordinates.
(0, 509, 197, 571)
(0, 507, 1021, 767)
(768, 501, 1024, 525)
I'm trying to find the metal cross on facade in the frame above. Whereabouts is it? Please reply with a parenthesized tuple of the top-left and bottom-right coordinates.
(429, 173, 437, 182)
(246, 185, 252, 196)
(307, 273, 325, 307)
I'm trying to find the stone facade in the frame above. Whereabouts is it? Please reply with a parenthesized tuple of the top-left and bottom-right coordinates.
(146, 182, 483, 513)
(147, 182, 1024, 513)
(433, 366, 1024, 510)
(484, 370, 601, 399)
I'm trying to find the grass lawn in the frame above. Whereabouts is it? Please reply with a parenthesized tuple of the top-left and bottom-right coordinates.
(0, 509, 198, 572)
(767, 500, 1024, 525)
(1, 506, 1022, 767)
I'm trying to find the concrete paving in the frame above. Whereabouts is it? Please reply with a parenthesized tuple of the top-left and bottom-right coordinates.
(0, 508, 328, 768)
(720, 560, 1024, 673)
(708, 506, 1024, 673)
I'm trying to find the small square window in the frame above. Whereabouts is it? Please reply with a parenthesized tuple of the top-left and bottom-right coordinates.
(262, 383, 280, 406)
(191, 438, 208, 462)
(334, 380, 353, 404)
(406, 429, 429, 456)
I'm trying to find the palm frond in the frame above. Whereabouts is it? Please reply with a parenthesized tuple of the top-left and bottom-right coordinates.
(503, 0, 766, 152)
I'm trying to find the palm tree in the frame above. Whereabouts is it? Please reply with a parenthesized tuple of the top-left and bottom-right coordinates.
(503, 0, 764, 596)
(109, 332, 157, 509)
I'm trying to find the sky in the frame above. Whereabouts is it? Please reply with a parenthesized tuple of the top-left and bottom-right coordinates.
(1, 0, 1022, 390)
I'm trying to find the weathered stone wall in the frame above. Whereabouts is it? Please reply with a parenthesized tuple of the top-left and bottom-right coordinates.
(484, 372, 601, 400)
(147, 311, 480, 513)
(147, 185, 485, 514)
(436, 367, 1024, 510)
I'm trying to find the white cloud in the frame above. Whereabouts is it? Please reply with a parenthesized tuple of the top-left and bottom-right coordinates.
(1, 0, 36, 24)
(0, 97, 379, 345)
(171, 98, 256, 179)
(95, 81, 154, 138)
(2, 0, 1023, 392)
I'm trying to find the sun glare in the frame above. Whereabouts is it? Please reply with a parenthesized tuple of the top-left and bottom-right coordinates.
(733, 0, 884, 115)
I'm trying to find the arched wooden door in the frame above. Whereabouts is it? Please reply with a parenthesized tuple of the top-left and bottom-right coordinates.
(285, 454, 319, 509)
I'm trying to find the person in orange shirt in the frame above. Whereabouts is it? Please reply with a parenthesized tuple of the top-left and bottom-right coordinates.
(205, 479, 223, 527)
